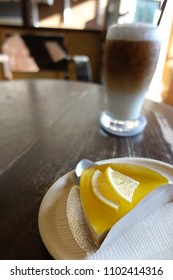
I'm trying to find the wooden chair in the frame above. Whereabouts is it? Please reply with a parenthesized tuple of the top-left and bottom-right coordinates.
(0, 25, 104, 82)
(0, 32, 92, 82)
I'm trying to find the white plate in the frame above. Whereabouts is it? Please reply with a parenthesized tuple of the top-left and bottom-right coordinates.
(38, 157, 173, 260)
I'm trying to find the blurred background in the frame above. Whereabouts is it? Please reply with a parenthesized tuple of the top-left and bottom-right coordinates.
(0, 0, 173, 105)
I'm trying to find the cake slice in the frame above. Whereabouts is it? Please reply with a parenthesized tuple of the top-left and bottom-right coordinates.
(67, 163, 169, 251)
(79, 163, 169, 246)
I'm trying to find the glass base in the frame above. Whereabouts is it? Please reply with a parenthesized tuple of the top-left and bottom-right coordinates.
(99, 111, 147, 137)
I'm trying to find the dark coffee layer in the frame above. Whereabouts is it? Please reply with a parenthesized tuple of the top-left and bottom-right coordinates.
(104, 40, 160, 95)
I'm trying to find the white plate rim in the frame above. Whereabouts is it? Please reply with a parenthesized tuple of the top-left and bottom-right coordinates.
(38, 157, 173, 259)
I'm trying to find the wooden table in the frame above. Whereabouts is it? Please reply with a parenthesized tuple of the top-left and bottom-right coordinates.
(0, 79, 173, 260)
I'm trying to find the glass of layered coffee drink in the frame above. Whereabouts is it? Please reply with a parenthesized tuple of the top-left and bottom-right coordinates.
(100, 23, 161, 136)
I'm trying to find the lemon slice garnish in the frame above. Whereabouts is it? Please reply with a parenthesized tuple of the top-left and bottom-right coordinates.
(105, 166, 139, 204)
(92, 169, 119, 211)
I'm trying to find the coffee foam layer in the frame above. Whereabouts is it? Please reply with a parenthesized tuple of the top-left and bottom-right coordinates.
(107, 23, 161, 41)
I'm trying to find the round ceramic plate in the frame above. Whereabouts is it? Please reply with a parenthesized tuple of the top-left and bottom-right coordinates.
(38, 157, 173, 260)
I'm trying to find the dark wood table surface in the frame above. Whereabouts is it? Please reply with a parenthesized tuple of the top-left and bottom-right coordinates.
(0, 79, 173, 260)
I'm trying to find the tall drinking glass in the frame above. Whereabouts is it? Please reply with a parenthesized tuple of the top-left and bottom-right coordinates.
(100, 23, 161, 136)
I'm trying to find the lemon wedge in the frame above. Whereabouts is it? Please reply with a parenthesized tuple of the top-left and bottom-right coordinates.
(92, 169, 119, 211)
(105, 167, 139, 203)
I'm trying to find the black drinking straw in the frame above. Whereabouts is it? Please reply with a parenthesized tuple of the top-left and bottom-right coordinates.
(157, 0, 167, 26)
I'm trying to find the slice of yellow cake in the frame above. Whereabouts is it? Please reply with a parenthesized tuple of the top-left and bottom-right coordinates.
(79, 163, 169, 246)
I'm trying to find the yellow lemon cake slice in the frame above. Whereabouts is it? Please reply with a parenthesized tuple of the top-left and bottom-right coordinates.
(79, 163, 169, 246)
